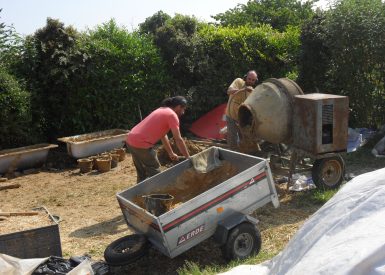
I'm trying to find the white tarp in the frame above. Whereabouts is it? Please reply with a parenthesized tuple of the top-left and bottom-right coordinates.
(0, 254, 94, 275)
(0, 254, 47, 275)
(220, 167, 385, 275)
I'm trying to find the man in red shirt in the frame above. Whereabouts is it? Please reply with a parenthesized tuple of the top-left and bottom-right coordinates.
(126, 96, 190, 183)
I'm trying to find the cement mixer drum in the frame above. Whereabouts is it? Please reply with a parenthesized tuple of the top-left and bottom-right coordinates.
(238, 78, 303, 144)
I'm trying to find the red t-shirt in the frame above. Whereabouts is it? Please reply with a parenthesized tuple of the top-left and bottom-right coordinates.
(127, 107, 179, 148)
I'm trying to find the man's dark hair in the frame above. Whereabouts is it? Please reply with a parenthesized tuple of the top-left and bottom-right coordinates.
(161, 96, 188, 108)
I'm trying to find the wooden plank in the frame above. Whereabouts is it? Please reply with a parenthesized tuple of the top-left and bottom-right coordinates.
(0, 183, 20, 191)
(0, 212, 39, 217)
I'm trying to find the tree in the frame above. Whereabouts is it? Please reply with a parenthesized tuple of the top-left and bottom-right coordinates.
(20, 18, 86, 139)
(0, 9, 23, 71)
(139, 10, 171, 36)
(298, 0, 385, 127)
(0, 66, 31, 149)
(298, 12, 330, 92)
(153, 14, 204, 90)
(70, 19, 170, 131)
(325, 0, 385, 127)
(213, 0, 317, 31)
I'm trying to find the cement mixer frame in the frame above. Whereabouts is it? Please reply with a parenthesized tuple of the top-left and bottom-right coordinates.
(268, 145, 346, 189)
(238, 78, 349, 190)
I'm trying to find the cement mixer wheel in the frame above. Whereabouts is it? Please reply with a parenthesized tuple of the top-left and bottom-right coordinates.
(312, 155, 345, 190)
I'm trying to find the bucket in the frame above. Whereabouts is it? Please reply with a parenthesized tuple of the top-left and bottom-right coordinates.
(110, 153, 119, 168)
(96, 157, 111, 173)
(143, 194, 174, 216)
(78, 158, 93, 173)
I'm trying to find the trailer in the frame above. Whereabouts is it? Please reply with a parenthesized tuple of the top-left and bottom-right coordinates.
(105, 147, 279, 265)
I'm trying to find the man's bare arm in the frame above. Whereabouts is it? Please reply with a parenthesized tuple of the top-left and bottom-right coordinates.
(170, 128, 190, 158)
(160, 135, 178, 161)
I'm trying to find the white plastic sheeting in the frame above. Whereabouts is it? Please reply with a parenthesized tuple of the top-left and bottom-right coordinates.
(220, 168, 385, 275)
(0, 254, 47, 275)
(0, 254, 94, 275)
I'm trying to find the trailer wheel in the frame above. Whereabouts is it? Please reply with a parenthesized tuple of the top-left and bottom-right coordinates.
(312, 155, 345, 190)
(104, 234, 149, 266)
(222, 223, 261, 261)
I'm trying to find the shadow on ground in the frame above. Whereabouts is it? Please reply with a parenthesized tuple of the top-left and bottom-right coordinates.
(70, 215, 127, 238)
(109, 237, 226, 275)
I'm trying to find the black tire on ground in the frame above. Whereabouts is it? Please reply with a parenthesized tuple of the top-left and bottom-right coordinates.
(104, 234, 149, 266)
(312, 155, 345, 190)
(222, 222, 261, 261)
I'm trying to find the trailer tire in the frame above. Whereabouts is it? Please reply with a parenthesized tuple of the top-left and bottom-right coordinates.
(312, 155, 345, 190)
(222, 223, 261, 261)
(104, 234, 149, 266)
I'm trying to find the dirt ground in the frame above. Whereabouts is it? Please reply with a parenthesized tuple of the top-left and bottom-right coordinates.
(1, 140, 384, 274)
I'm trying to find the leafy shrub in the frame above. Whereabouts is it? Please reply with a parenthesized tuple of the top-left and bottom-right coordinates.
(0, 9, 23, 72)
(212, 0, 315, 31)
(144, 12, 301, 121)
(299, 0, 385, 127)
(68, 20, 170, 132)
(0, 66, 31, 149)
(297, 12, 330, 93)
(20, 18, 85, 140)
(19, 19, 169, 138)
(189, 24, 301, 120)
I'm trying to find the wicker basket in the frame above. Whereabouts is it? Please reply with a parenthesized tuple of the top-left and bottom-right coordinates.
(100, 152, 111, 158)
(110, 154, 120, 168)
(114, 148, 126, 161)
(77, 158, 93, 173)
(96, 157, 111, 173)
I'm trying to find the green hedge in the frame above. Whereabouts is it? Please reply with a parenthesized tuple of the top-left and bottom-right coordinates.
(151, 16, 301, 121)
(299, 0, 385, 127)
(0, 66, 31, 149)
(69, 20, 170, 133)
(20, 18, 84, 140)
(18, 19, 170, 140)
(5, 16, 303, 145)
(189, 24, 300, 120)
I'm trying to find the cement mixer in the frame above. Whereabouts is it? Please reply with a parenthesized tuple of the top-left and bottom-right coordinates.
(238, 78, 349, 190)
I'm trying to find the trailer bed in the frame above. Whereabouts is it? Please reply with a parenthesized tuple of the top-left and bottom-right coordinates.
(117, 147, 279, 258)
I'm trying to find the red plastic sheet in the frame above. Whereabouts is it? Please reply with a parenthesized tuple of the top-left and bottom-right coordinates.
(189, 103, 227, 140)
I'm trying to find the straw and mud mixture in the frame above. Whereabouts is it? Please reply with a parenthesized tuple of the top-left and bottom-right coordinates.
(133, 161, 238, 211)
(0, 212, 54, 235)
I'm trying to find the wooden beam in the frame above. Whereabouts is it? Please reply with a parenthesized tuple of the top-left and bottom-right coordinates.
(0, 183, 21, 191)
(0, 211, 39, 216)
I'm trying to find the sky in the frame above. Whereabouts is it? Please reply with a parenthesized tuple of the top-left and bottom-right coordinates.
(0, 0, 331, 36)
